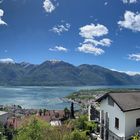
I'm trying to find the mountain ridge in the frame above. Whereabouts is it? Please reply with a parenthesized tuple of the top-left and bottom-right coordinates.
(0, 59, 139, 86)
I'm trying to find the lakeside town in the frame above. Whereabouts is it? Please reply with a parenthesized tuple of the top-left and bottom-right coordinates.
(0, 88, 140, 139)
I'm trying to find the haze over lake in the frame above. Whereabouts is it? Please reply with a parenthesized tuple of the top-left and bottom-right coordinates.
(0, 85, 140, 110)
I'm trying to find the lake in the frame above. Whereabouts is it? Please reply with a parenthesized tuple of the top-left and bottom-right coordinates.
(0, 85, 140, 110)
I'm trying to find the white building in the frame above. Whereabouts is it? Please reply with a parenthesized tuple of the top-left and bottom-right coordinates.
(0, 111, 9, 125)
(50, 119, 62, 126)
(96, 92, 140, 140)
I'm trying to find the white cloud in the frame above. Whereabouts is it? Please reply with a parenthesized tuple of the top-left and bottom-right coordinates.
(99, 38, 112, 46)
(128, 53, 140, 61)
(79, 24, 108, 39)
(111, 69, 140, 76)
(78, 23, 111, 55)
(118, 11, 140, 32)
(78, 43, 104, 55)
(122, 0, 137, 3)
(50, 23, 71, 35)
(0, 58, 15, 64)
(0, 9, 7, 25)
(43, 0, 55, 13)
(125, 71, 140, 75)
(49, 46, 68, 52)
(84, 38, 112, 47)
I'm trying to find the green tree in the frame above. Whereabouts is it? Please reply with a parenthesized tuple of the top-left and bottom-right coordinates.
(84, 121, 97, 132)
(74, 115, 88, 130)
(70, 103, 75, 119)
(64, 107, 70, 119)
(39, 109, 42, 116)
(14, 117, 49, 140)
(68, 130, 88, 140)
(43, 109, 47, 116)
(0, 123, 7, 140)
(14, 116, 90, 140)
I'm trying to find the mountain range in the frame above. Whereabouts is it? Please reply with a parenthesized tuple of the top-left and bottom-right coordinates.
(0, 59, 140, 86)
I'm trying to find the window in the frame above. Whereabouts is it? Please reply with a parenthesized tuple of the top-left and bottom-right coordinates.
(136, 118, 140, 127)
(108, 96, 114, 106)
(115, 117, 119, 129)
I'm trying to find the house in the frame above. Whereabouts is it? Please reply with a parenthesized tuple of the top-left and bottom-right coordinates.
(0, 111, 9, 125)
(96, 92, 140, 140)
(37, 110, 65, 126)
(50, 119, 62, 126)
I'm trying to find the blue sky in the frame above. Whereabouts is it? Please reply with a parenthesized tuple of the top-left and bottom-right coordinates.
(0, 0, 140, 74)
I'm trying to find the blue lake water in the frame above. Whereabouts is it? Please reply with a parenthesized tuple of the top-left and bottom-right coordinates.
(0, 85, 140, 110)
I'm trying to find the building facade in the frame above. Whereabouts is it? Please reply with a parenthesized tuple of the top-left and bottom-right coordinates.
(96, 92, 140, 140)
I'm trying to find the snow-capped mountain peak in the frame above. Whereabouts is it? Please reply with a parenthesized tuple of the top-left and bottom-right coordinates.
(48, 59, 62, 64)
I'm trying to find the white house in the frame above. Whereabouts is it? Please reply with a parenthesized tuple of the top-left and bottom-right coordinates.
(96, 92, 140, 140)
(0, 111, 9, 125)
(50, 119, 62, 126)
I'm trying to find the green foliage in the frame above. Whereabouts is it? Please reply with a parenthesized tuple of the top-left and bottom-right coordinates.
(14, 116, 90, 140)
(0, 124, 5, 140)
(72, 115, 97, 133)
(64, 107, 70, 119)
(70, 103, 75, 119)
(39, 109, 42, 116)
(0, 123, 11, 140)
(68, 130, 88, 140)
(14, 117, 49, 140)
(132, 133, 140, 140)
(74, 115, 88, 130)
(84, 121, 97, 132)
(43, 109, 47, 116)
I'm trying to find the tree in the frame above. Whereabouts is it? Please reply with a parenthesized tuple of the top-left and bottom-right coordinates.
(70, 103, 75, 119)
(74, 115, 88, 130)
(39, 109, 42, 116)
(14, 117, 72, 140)
(14, 117, 49, 140)
(69, 130, 88, 140)
(14, 116, 90, 140)
(64, 107, 70, 119)
(0, 123, 6, 140)
(84, 121, 97, 133)
(43, 109, 47, 116)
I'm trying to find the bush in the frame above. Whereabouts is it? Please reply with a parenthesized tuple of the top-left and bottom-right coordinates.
(14, 116, 91, 140)
(132, 133, 140, 140)
(63, 130, 88, 140)
(74, 115, 88, 130)
(14, 117, 49, 140)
